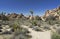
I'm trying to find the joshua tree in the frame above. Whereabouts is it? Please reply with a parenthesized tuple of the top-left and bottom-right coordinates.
(30, 10, 33, 17)
(30, 10, 34, 25)
(30, 10, 34, 20)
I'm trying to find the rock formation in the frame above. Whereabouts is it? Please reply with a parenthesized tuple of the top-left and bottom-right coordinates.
(43, 6, 60, 20)
(0, 6, 60, 21)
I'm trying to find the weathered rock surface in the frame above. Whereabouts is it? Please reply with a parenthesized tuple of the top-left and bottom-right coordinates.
(43, 6, 60, 20)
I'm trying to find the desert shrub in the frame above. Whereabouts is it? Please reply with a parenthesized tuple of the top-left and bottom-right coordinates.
(23, 20, 32, 26)
(13, 28, 31, 39)
(19, 34, 32, 39)
(46, 20, 57, 25)
(0, 12, 9, 21)
(46, 15, 56, 21)
(45, 14, 60, 25)
(30, 26, 42, 31)
(2, 16, 9, 21)
(56, 27, 60, 34)
(12, 21, 21, 32)
(57, 24, 60, 27)
(35, 15, 41, 20)
(31, 20, 37, 26)
(47, 20, 60, 25)
(46, 20, 53, 25)
(34, 27, 42, 31)
(52, 33, 60, 39)
(45, 15, 56, 25)
(37, 23, 41, 27)
(12, 21, 32, 39)
(44, 26, 50, 30)
(55, 20, 60, 24)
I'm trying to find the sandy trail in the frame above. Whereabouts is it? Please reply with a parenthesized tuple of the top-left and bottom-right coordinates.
(0, 25, 51, 39)
(21, 25, 51, 39)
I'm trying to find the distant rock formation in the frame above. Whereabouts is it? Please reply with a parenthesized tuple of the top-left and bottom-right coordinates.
(7, 13, 25, 20)
(42, 6, 60, 20)
(0, 6, 60, 21)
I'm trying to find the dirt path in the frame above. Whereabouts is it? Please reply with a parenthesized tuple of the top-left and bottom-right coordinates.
(0, 35, 3, 39)
(0, 25, 51, 39)
(21, 25, 51, 39)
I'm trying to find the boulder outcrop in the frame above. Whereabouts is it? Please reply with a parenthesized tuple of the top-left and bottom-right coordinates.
(43, 6, 60, 20)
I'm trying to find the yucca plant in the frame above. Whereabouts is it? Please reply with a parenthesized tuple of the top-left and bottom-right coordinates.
(13, 21, 21, 32)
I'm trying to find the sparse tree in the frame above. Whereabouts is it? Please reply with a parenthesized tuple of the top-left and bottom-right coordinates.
(30, 10, 33, 17)
(30, 10, 34, 25)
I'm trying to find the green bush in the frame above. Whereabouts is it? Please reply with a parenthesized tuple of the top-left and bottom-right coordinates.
(32, 20, 37, 26)
(47, 20, 57, 25)
(52, 33, 60, 39)
(35, 15, 41, 20)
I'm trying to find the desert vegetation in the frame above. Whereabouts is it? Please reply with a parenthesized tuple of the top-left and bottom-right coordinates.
(0, 6, 60, 39)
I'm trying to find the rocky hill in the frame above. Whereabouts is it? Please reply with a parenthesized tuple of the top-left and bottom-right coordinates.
(0, 6, 60, 39)
(0, 6, 60, 21)
(42, 6, 60, 21)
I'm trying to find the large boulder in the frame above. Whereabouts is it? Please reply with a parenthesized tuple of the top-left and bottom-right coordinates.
(43, 6, 60, 20)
